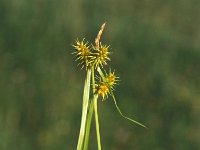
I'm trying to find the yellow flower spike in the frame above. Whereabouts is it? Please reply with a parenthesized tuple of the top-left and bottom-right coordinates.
(105, 69, 119, 90)
(97, 68, 119, 91)
(95, 68, 119, 100)
(90, 43, 111, 69)
(96, 82, 110, 100)
(72, 38, 91, 69)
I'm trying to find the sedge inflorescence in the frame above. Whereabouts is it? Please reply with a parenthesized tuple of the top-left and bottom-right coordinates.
(104, 69, 119, 90)
(96, 82, 109, 100)
(91, 43, 111, 69)
(95, 69, 119, 100)
(72, 39, 91, 69)
(72, 23, 119, 100)
(72, 39, 111, 70)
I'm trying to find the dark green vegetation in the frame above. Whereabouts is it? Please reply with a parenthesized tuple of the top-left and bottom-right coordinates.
(0, 0, 200, 149)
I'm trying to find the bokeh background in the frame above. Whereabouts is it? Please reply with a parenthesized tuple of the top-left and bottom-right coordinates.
(0, 0, 200, 149)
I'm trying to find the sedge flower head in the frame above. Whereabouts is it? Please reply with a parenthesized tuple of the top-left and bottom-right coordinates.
(72, 38, 91, 69)
(105, 69, 119, 90)
(91, 43, 111, 68)
(95, 69, 119, 100)
(96, 82, 109, 100)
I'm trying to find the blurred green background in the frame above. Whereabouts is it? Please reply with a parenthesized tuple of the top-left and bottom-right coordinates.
(0, 0, 200, 149)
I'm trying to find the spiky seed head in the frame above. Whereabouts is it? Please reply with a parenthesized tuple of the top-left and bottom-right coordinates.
(91, 43, 111, 68)
(72, 38, 91, 69)
(105, 69, 119, 90)
(96, 82, 109, 100)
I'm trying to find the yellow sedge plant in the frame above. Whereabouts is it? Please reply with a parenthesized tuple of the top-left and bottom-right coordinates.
(72, 23, 146, 150)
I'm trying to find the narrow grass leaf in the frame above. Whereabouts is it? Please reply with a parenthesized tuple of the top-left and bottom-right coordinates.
(110, 91, 146, 128)
(83, 99, 94, 150)
(77, 69, 91, 150)
(93, 94, 102, 150)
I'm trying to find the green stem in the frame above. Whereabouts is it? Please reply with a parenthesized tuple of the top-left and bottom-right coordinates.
(77, 69, 91, 150)
(83, 66, 96, 150)
(83, 66, 102, 150)
(92, 66, 102, 149)
(83, 99, 94, 150)
(94, 94, 101, 150)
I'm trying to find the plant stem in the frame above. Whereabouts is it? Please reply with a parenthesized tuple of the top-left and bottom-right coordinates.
(83, 66, 102, 150)
(83, 99, 94, 150)
(94, 94, 101, 150)
(83, 66, 96, 150)
(77, 69, 91, 150)
(93, 67, 102, 150)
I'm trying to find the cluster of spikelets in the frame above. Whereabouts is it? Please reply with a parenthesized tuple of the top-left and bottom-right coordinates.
(72, 23, 118, 100)
(95, 69, 119, 100)
(72, 39, 110, 69)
